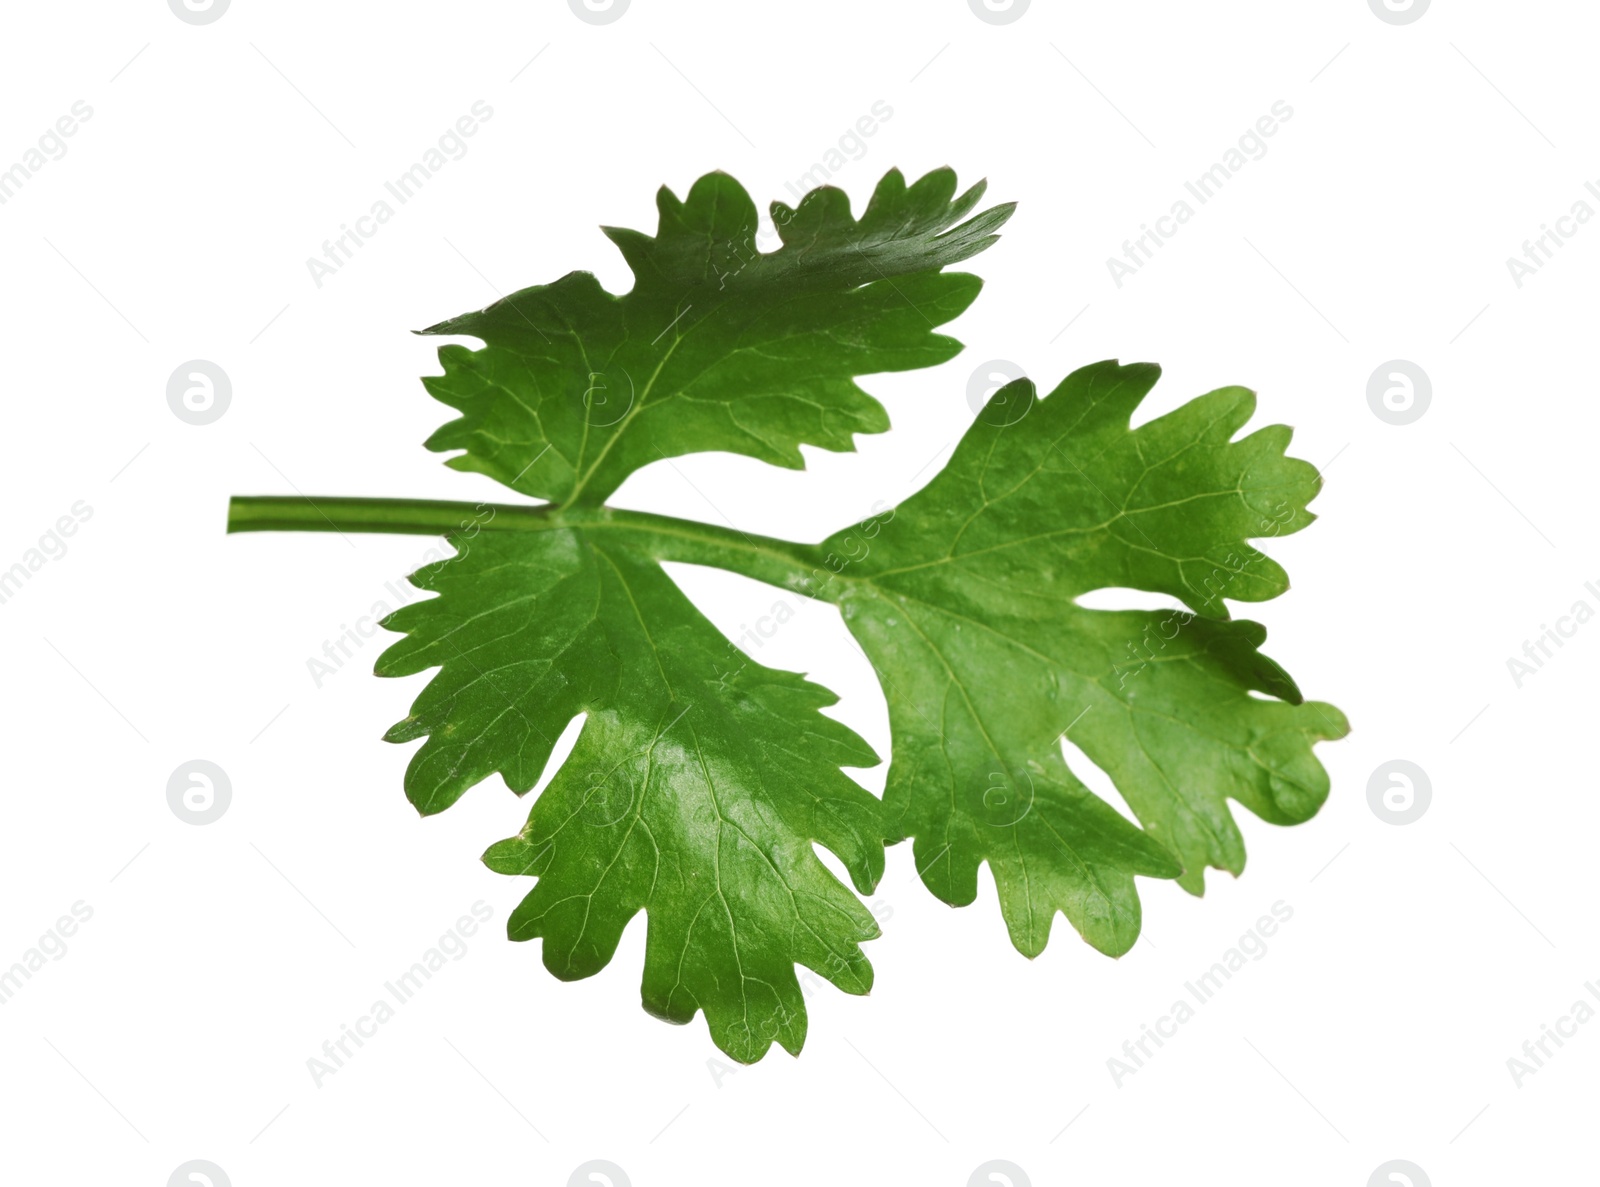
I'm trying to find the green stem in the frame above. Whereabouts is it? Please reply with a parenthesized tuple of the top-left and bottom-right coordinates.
(227, 495, 541, 536)
(227, 495, 844, 601)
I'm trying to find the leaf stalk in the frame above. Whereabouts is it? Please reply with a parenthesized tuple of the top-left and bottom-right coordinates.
(226, 495, 845, 601)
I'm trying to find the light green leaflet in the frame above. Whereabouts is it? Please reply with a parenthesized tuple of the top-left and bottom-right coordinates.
(228, 168, 1345, 1063)
(421, 167, 1013, 505)
(379, 531, 882, 1062)
(825, 362, 1348, 956)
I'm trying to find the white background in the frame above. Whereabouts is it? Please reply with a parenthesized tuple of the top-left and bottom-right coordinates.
(1, 1, 1593, 1184)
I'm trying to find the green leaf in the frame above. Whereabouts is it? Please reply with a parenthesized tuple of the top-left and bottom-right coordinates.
(419, 167, 1013, 506)
(229, 169, 1350, 1061)
(823, 361, 1349, 956)
(376, 530, 883, 1062)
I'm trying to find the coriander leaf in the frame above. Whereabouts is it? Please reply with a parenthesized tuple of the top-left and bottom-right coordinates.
(375, 529, 883, 1062)
(419, 167, 1013, 506)
(228, 165, 1352, 1059)
(824, 361, 1349, 955)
